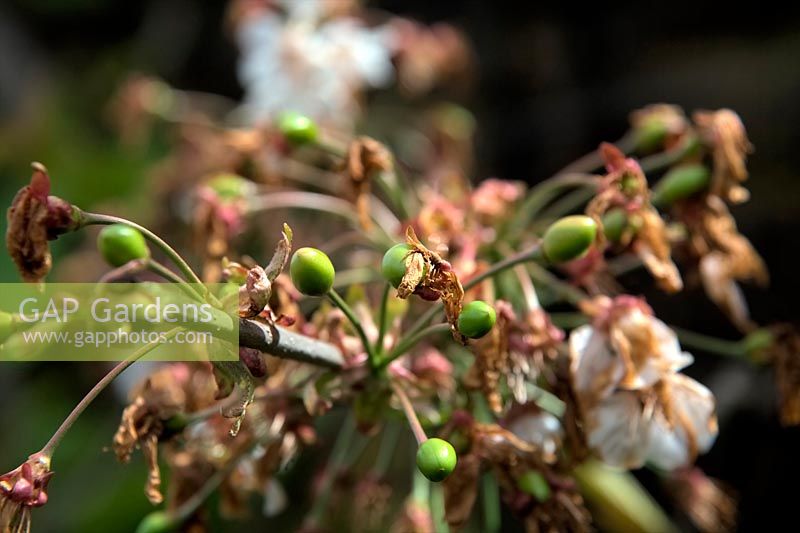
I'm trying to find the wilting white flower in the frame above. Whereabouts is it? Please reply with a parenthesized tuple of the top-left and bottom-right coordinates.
(507, 408, 563, 462)
(571, 306, 693, 397)
(569, 300, 718, 470)
(235, 0, 394, 128)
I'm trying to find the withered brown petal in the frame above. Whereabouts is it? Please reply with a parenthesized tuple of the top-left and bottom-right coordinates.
(397, 252, 427, 299)
(263, 223, 293, 282)
(6, 186, 52, 284)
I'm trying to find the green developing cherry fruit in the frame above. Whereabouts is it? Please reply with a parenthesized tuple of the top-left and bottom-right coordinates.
(542, 215, 597, 264)
(97, 224, 150, 267)
(135, 511, 176, 533)
(290, 247, 335, 296)
(277, 112, 318, 145)
(651, 164, 711, 208)
(381, 243, 426, 288)
(416, 438, 458, 482)
(602, 208, 642, 243)
(457, 300, 496, 339)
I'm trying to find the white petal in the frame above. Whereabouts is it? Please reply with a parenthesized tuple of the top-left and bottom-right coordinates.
(587, 392, 651, 469)
(508, 412, 562, 459)
(646, 374, 718, 471)
(651, 317, 694, 372)
(646, 412, 689, 471)
(670, 374, 719, 453)
(569, 325, 624, 402)
(614, 311, 693, 390)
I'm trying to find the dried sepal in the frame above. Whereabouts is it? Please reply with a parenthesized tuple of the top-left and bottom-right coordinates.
(263, 223, 293, 282)
(238, 224, 294, 320)
(211, 360, 255, 436)
(238, 265, 270, 318)
(397, 251, 427, 299)
(1, 453, 53, 533)
(635, 209, 683, 293)
(343, 137, 392, 231)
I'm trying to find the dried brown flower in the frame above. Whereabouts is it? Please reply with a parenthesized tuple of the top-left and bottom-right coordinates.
(113, 365, 188, 504)
(675, 195, 767, 331)
(588, 143, 683, 292)
(6, 163, 77, 284)
(343, 137, 392, 231)
(394, 227, 466, 341)
(693, 109, 753, 204)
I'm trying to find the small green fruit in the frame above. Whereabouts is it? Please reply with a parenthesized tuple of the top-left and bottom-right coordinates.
(651, 164, 710, 208)
(457, 300, 496, 339)
(602, 208, 641, 243)
(517, 470, 552, 502)
(542, 215, 597, 263)
(135, 511, 176, 533)
(382, 243, 412, 288)
(290, 247, 335, 296)
(381, 244, 428, 288)
(278, 112, 318, 145)
(416, 438, 457, 482)
(97, 224, 150, 267)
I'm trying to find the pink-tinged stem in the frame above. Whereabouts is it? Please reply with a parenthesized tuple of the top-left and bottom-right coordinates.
(392, 382, 427, 445)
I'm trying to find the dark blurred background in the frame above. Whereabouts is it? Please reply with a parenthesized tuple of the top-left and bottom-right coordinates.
(1, 1, 799, 531)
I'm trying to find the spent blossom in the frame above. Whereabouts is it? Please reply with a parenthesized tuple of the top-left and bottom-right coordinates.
(570, 296, 718, 470)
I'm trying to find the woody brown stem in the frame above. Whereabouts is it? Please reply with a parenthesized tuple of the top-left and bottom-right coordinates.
(238, 319, 345, 369)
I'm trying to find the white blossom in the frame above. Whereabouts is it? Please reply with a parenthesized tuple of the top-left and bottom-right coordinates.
(569, 306, 718, 470)
(235, 0, 394, 128)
